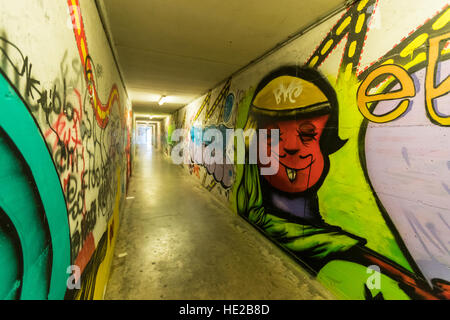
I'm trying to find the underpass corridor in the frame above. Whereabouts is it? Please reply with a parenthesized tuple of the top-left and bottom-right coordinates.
(104, 143, 333, 300)
(0, 0, 449, 302)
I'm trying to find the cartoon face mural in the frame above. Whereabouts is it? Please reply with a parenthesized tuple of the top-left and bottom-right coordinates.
(250, 69, 350, 190)
(251, 72, 338, 193)
(238, 67, 345, 222)
(261, 115, 330, 193)
(240, 67, 360, 257)
(236, 64, 450, 300)
(235, 1, 450, 300)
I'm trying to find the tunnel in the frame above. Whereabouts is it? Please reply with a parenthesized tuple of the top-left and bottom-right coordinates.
(0, 0, 449, 305)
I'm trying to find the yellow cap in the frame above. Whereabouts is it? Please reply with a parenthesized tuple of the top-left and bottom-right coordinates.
(253, 76, 329, 111)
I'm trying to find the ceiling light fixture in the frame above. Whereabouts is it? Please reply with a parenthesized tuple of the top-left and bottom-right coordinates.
(158, 95, 167, 106)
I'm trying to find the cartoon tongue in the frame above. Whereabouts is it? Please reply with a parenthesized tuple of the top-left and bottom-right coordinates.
(286, 167, 297, 182)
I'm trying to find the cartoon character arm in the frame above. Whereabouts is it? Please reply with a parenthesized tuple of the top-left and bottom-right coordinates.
(236, 164, 365, 270)
(257, 212, 366, 265)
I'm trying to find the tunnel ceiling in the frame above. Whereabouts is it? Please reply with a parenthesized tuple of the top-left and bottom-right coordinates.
(97, 0, 347, 114)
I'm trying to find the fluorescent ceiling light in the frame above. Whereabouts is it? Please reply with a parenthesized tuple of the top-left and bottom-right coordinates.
(158, 95, 167, 106)
(130, 91, 195, 105)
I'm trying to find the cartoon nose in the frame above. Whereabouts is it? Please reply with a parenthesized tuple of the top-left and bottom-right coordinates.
(284, 148, 299, 156)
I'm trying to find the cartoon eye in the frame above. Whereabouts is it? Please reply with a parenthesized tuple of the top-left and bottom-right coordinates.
(267, 126, 282, 144)
(298, 123, 317, 143)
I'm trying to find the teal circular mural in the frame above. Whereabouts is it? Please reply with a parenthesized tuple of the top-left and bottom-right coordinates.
(0, 71, 70, 300)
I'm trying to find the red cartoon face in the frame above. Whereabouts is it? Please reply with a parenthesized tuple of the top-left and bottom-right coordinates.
(258, 114, 330, 193)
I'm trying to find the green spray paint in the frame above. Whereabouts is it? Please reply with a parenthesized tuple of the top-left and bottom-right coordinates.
(167, 124, 176, 146)
(0, 72, 70, 300)
(230, 74, 412, 299)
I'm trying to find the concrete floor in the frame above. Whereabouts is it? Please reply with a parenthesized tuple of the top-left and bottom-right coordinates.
(104, 144, 335, 300)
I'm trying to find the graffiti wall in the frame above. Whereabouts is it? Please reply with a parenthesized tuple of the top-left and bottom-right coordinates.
(167, 0, 450, 299)
(0, 0, 132, 299)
